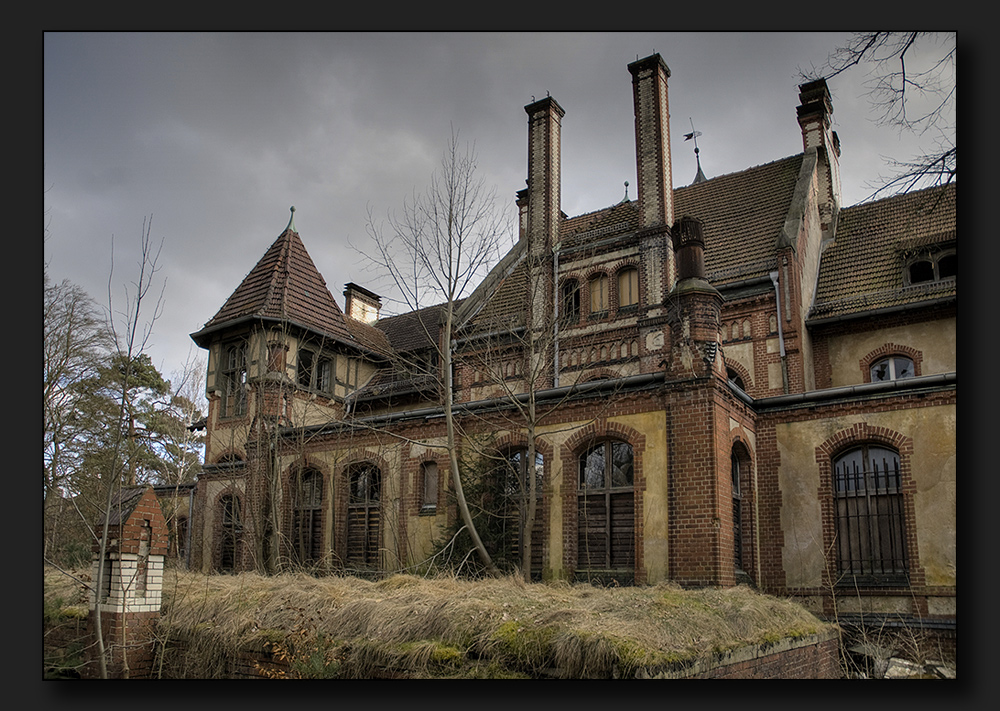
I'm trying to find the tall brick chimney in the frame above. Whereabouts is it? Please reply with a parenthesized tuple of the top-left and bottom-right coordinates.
(524, 96, 564, 259)
(797, 79, 842, 238)
(629, 54, 674, 234)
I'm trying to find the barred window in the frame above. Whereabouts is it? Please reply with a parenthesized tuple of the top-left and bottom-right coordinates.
(833, 445, 908, 585)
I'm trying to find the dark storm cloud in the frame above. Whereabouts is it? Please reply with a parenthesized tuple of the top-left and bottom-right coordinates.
(44, 32, 953, 387)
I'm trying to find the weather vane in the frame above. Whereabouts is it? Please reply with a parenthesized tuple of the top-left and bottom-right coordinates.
(684, 118, 707, 184)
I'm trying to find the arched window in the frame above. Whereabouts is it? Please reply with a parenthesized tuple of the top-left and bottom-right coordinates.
(495, 448, 544, 577)
(346, 465, 381, 568)
(617, 267, 639, 309)
(561, 279, 580, 324)
(906, 250, 956, 285)
(578, 440, 634, 577)
(727, 367, 746, 391)
(833, 445, 907, 584)
(291, 468, 323, 566)
(217, 494, 242, 573)
(870, 355, 914, 382)
(589, 274, 609, 315)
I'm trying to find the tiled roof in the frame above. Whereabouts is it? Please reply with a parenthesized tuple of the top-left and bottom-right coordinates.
(674, 155, 803, 285)
(810, 183, 956, 321)
(561, 200, 640, 246)
(377, 303, 451, 353)
(195, 228, 357, 347)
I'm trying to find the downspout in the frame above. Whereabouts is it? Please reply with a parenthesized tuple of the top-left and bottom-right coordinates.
(186, 481, 195, 569)
(769, 270, 789, 394)
(552, 241, 562, 388)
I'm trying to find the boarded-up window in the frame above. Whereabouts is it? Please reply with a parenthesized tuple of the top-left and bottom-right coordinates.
(218, 494, 242, 573)
(291, 469, 323, 566)
(589, 274, 609, 314)
(618, 268, 639, 308)
(833, 445, 907, 584)
(421, 461, 438, 511)
(347, 465, 381, 569)
(578, 441, 634, 575)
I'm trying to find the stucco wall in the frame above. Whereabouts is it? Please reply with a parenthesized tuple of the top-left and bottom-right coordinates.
(825, 317, 956, 387)
(776, 403, 956, 590)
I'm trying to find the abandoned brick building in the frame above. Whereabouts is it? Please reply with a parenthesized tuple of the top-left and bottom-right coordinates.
(185, 54, 956, 632)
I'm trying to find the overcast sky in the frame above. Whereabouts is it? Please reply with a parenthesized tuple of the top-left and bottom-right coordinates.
(43, 32, 956, 390)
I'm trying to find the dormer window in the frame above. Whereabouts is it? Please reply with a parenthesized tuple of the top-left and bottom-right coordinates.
(904, 248, 956, 286)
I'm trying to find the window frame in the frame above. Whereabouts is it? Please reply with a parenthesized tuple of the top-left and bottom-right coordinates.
(832, 444, 909, 586)
(420, 461, 439, 513)
(220, 340, 247, 419)
(561, 279, 581, 325)
(903, 248, 956, 286)
(291, 468, 324, 566)
(617, 267, 639, 311)
(588, 273, 609, 317)
(870, 355, 915, 382)
(577, 440, 635, 575)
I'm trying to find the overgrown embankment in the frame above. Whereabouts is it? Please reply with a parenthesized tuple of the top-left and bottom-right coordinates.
(149, 569, 830, 678)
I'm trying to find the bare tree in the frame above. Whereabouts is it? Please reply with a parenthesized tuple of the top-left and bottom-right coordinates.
(366, 132, 510, 574)
(91, 216, 165, 678)
(806, 32, 955, 197)
(43, 272, 114, 561)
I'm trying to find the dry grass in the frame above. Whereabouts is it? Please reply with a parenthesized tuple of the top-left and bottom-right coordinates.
(143, 568, 829, 678)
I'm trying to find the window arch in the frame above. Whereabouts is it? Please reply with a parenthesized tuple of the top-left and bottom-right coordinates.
(290, 468, 324, 566)
(870, 355, 915, 382)
(617, 267, 639, 310)
(346, 464, 381, 569)
(833, 444, 908, 584)
(905, 249, 956, 285)
(726, 367, 746, 391)
(577, 440, 634, 576)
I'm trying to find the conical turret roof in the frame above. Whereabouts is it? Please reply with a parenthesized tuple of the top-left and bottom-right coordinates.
(191, 216, 356, 348)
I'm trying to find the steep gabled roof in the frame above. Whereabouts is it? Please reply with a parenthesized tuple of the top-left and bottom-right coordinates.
(809, 183, 956, 322)
(674, 155, 804, 285)
(192, 227, 358, 348)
